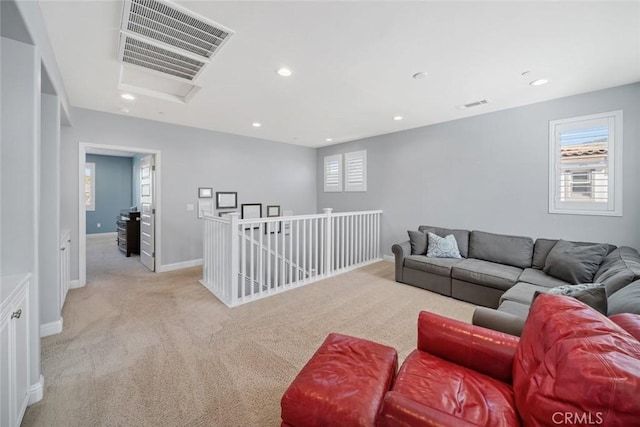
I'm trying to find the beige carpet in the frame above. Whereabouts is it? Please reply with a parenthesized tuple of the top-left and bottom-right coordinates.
(23, 234, 475, 427)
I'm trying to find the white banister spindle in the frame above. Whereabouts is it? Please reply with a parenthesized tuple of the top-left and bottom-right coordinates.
(323, 208, 332, 275)
(229, 213, 240, 306)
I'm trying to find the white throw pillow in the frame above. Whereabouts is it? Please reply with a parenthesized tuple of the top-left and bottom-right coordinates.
(426, 232, 462, 259)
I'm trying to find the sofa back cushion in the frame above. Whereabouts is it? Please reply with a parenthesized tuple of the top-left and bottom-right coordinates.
(418, 226, 469, 258)
(514, 294, 640, 426)
(532, 238, 616, 270)
(608, 279, 640, 316)
(593, 246, 640, 296)
(468, 230, 533, 269)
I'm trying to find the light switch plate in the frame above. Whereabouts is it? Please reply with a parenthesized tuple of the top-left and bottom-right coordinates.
(186, 204, 195, 211)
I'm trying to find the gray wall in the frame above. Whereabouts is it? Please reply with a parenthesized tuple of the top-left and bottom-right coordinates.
(317, 83, 640, 255)
(61, 108, 317, 278)
(85, 154, 133, 234)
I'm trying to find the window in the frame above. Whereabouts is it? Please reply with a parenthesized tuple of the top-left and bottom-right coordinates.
(85, 162, 95, 211)
(549, 110, 622, 216)
(324, 154, 342, 192)
(345, 150, 367, 192)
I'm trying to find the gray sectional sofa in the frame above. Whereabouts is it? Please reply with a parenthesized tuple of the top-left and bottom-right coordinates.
(392, 226, 640, 320)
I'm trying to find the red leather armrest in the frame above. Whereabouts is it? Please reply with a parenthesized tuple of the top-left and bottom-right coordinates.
(378, 391, 482, 427)
(417, 311, 519, 383)
(610, 313, 640, 341)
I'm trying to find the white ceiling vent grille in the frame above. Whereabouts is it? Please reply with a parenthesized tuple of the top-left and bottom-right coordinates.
(456, 99, 490, 110)
(122, 35, 205, 80)
(118, 0, 233, 83)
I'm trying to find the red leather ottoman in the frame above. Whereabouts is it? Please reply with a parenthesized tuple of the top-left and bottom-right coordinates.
(281, 333, 398, 427)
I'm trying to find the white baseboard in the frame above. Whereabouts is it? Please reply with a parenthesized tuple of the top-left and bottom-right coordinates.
(383, 255, 394, 263)
(69, 279, 83, 289)
(40, 318, 63, 337)
(87, 231, 117, 237)
(29, 375, 44, 405)
(157, 258, 203, 273)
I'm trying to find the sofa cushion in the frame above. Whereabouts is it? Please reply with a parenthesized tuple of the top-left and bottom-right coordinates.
(497, 300, 530, 319)
(426, 232, 462, 259)
(514, 295, 640, 427)
(469, 230, 533, 269)
(391, 350, 519, 426)
(407, 230, 427, 255)
(517, 268, 570, 289)
(500, 282, 550, 305)
(404, 255, 464, 277)
(419, 226, 469, 258)
(543, 240, 608, 285)
(532, 238, 616, 270)
(451, 259, 522, 291)
(593, 246, 640, 296)
(608, 279, 640, 315)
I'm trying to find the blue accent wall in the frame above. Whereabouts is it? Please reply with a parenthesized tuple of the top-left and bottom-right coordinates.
(86, 154, 133, 234)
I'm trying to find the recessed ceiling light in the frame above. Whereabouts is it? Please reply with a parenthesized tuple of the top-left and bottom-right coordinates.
(393, 116, 403, 121)
(325, 138, 333, 142)
(276, 68, 292, 77)
(529, 79, 549, 87)
(412, 71, 428, 80)
(521, 70, 531, 77)
(121, 93, 135, 101)
(252, 122, 262, 128)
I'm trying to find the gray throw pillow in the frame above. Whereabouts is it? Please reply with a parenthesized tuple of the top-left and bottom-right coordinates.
(533, 283, 608, 315)
(543, 240, 609, 285)
(407, 230, 428, 255)
(426, 232, 462, 259)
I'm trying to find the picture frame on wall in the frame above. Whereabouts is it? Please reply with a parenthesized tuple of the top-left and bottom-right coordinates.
(266, 205, 281, 217)
(216, 191, 237, 209)
(241, 203, 262, 229)
(265, 205, 281, 234)
(218, 210, 237, 218)
(198, 200, 214, 218)
(198, 187, 213, 198)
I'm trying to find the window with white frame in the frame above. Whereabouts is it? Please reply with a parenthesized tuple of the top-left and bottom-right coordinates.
(324, 154, 342, 192)
(549, 110, 622, 216)
(345, 150, 367, 192)
(85, 162, 96, 211)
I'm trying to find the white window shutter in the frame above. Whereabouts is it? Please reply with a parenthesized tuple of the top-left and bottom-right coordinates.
(324, 154, 342, 192)
(345, 150, 367, 192)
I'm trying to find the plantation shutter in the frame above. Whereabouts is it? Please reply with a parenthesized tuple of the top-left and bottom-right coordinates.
(324, 154, 342, 192)
(345, 150, 367, 192)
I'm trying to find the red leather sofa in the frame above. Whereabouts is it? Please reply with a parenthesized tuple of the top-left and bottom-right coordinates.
(378, 294, 640, 427)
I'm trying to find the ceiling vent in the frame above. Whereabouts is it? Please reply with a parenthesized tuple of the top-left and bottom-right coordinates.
(456, 99, 490, 110)
(117, 0, 233, 102)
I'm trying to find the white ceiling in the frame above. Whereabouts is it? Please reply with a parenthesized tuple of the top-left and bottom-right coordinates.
(39, 1, 640, 148)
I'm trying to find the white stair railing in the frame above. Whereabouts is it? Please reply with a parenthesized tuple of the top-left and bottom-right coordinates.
(201, 209, 382, 307)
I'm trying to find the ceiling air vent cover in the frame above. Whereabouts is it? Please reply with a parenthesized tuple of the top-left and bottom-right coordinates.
(117, 0, 233, 102)
(456, 99, 490, 110)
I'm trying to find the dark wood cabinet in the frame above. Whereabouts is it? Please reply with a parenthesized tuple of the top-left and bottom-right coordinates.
(116, 211, 140, 257)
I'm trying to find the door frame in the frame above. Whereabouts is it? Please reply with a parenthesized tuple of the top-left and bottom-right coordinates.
(78, 142, 162, 286)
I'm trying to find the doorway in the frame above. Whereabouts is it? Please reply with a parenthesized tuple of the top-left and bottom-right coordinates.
(78, 143, 161, 286)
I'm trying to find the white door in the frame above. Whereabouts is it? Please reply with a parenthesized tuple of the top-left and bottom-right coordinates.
(140, 155, 155, 271)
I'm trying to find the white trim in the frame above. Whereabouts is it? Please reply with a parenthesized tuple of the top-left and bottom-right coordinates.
(79, 143, 162, 285)
(548, 110, 622, 216)
(28, 374, 44, 405)
(40, 318, 63, 337)
(157, 258, 203, 273)
(383, 255, 394, 263)
(69, 280, 82, 289)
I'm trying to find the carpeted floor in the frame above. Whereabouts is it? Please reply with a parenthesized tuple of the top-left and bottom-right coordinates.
(23, 233, 475, 426)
